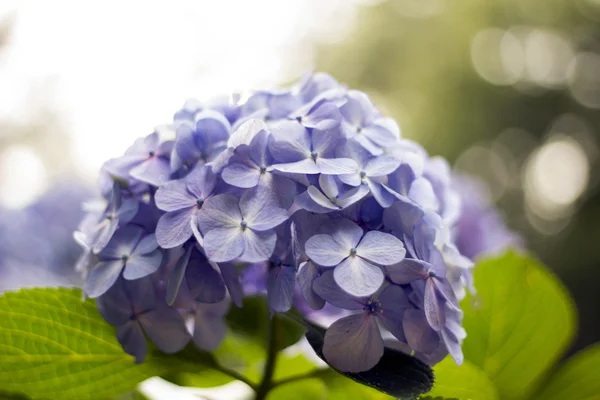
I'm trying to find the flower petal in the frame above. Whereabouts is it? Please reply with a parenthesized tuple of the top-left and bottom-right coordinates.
(323, 313, 383, 373)
(307, 185, 339, 211)
(364, 155, 401, 177)
(193, 306, 227, 351)
(333, 256, 384, 297)
(271, 158, 320, 174)
(166, 245, 193, 306)
(297, 261, 325, 310)
(155, 180, 196, 212)
(294, 190, 333, 214)
(222, 162, 261, 188)
(312, 270, 362, 310)
(203, 227, 245, 263)
(228, 118, 267, 148)
(269, 120, 311, 162)
(116, 322, 147, 364)
(386, 259, 431, 284)
(218, 262, 244, 307)
(305, 234, 348, 267)
(316, 157, 358, 175)
(130, 157, 171, 187)
(186, 256, 227, 303)
(156, 208, 195, 248)
(138, 305, 191, 354)
(85, 260, 124, 298)
(132, 234, 159, 256)
(124, 249, 163, 280)
(424, 278, 445, 331)
(196, 194, 242, 233)
(239, 229, 277, 263)
(377, 284, 410, 341)
(356, 230, 406, 266)
(403, 309, 440, 354)
(248, 206, 290, 231)
(336, 184, 370, 209)
(267, 265, 296, 313)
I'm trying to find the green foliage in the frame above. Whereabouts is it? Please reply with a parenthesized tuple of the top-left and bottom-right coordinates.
(533, 343, 600, 400)
(267, 379, 327, 400)
(461, 251, 576, 399)
(424, 358, 498, 400)
(2, 252, 599, 400)
(0, 288, 217, 400)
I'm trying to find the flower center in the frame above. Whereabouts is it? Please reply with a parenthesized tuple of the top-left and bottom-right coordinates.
(359, 171, 367, 179)
(129, 313, 137, 321)
(121, 255, 129, 263)
(148, 151, 155, 157)
(196, 198, 204, 208)
(240, 220, 248, 230)
(310, 151, 318, 161)
(295, 116, 303, 123)
(260, 166, 267, 174)
(363, 299, 383, 315)
(349, 247, 357, 256)
(428, 270, 437, 278)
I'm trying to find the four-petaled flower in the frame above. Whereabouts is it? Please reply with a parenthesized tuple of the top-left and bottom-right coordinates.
(305, 218, 406, 296)
(96, 276, 190, 363)
(155, 164, 217, 248)
(85, 225, 163, 298)
(197, 187, 290, 263)
(313, 271, 410, 372)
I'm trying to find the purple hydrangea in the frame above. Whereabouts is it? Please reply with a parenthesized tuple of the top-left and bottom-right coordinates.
(74, 72, 516, 372)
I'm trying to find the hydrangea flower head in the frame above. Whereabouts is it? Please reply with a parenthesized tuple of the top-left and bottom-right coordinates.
(75, 72, 481, 370)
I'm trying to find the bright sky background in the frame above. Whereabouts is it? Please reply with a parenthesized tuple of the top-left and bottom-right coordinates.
(0, 0, 375, 207)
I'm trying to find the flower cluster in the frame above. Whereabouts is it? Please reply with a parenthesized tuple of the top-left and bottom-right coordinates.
(0, 180, 91, 291)
(75, 73, 475, 372)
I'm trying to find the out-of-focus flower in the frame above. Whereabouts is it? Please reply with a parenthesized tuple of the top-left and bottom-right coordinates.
(452, 174, 522, 260)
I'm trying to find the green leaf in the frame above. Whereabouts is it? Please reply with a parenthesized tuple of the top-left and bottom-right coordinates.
(0, 288, 213, 400)
(272, 353, 319, 382)
(313, 370, 394, 400)
(534, 343, 600, 400)
(423, 357, 498, 400)
(266, 378, 327, 400)
(461, 251, 576, 399)
(226, 296, 304, 351)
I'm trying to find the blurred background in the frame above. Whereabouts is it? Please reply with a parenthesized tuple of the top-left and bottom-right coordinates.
(0, 0, 598, 357)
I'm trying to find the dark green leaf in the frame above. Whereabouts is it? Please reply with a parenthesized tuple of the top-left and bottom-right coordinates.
(534, 343, 600, 400)
(303, 318, 434, 399)
(226, 296, 304, 352)
(461, 251, 576, 399)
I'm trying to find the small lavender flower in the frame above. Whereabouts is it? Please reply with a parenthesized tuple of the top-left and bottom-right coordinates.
(104, 131, 173, 187)
(340, 90, 400, 156)
(197, 187, 289, 263)
(85, 225, 163, 298)
(155, 164, 217, 248)
(171, 110, 231, 172)
(313, 271, 410, 372)
(78, 183, 139, 254)
(268, 121, 358, 175)
(294, 174, 369, 213)
(338, 140, 401, 207)
(221, 127, 297, 208)
(96, 276, 191, 363)
(305, 218, 406, 296)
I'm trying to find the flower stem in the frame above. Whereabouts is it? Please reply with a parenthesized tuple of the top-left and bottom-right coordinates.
(254, 315, 279, 400)
(211, 363, 257, 391)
